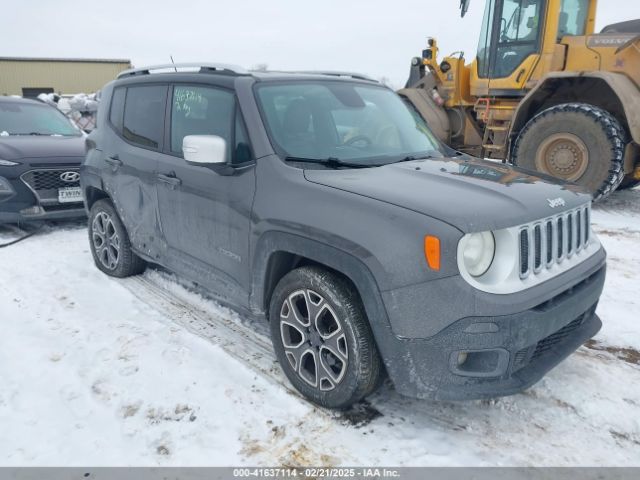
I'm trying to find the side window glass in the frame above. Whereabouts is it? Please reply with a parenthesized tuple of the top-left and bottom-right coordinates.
(122, 85, 166, 149)
(558, 0, 589, 39)
(109, 87, 126, 134)
(477, 0, 496, 78)
(170, 85, 234, 160)
(234, 107, 253, 164)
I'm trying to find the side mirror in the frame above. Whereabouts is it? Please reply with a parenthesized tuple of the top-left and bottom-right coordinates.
(182, 135, 227, 166)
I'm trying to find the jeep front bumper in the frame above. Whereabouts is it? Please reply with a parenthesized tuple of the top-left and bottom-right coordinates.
(375, 247, 606, 400)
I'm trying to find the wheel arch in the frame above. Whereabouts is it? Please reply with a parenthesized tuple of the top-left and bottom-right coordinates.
(512, 72, 640, 145)
(81, 168, 110, 210)
(251, 231, 391, 335)
(84, 185, 110, 210)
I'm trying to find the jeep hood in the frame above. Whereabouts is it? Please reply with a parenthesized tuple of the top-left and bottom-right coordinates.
(303, 157, 591, 232)
(0, 135, 85, 161)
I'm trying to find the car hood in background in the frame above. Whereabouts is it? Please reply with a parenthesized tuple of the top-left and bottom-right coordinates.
(304, 156, 591, 232)
(0, 135, 85, 161)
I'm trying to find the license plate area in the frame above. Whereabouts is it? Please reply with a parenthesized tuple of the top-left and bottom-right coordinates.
(58, 186, 83, 203)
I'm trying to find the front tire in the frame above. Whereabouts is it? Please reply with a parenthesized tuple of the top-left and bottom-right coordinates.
(269, 266, 382, 409)
(512, 103, 626, 200)
(88, 199, 146, 278)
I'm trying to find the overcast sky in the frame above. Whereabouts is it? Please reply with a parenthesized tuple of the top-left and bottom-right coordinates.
(4, 0, 640, 88)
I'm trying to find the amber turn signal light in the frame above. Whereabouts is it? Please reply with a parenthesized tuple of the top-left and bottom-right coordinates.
(424, 235, 441, 271)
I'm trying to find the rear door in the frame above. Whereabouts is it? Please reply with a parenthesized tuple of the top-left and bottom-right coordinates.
(155, 83, 256, 307)
(103, 84, 167, 258)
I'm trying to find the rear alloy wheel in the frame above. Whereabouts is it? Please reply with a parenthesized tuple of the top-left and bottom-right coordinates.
(92, 211, 120, 270)
(269, 266, 382, 409)
(512, 103, 626, 200)
(88, 199, 146, 278)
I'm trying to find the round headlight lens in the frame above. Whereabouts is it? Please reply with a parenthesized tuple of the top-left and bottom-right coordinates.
(462, 231, 495, 277)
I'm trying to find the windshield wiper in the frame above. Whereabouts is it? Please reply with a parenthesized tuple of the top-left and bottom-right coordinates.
(393, 154, 436, 163)
(284, 156, 373, 169)
(11, 132, 49, 136)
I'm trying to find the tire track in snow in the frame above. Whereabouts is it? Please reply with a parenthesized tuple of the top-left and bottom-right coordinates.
(119, 271, 462, 431)
(118, 267, 640, 464)
(121, 274, 294, 395)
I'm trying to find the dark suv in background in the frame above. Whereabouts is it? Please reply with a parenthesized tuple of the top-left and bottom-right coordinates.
(0, 96, 86, 224)
(81, 64, 606, 408)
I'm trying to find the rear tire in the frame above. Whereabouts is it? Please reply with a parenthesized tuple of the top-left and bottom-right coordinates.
(512, 103, 626, 200)
(269, 266, 382, 409)
(88, 199, 146, 278)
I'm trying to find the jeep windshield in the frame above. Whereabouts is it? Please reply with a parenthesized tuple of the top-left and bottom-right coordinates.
(255, 81, 446, 166)
(0, 102, 82, 137)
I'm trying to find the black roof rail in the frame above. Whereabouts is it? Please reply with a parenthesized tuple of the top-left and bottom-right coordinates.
(287, 70, 380, 83)
(117, 63, 248, 79)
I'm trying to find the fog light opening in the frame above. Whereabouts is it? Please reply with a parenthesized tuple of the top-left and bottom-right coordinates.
(451, 349, 510, 378)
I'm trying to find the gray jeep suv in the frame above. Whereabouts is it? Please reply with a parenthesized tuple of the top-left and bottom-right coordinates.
(81, 64, 606, 408)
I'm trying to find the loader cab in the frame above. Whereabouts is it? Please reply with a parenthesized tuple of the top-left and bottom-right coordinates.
(472, 0, 594, 96)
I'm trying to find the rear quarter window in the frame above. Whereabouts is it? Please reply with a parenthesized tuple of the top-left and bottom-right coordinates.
(122, 85, 167, 149)
(109, 87, 126, 134)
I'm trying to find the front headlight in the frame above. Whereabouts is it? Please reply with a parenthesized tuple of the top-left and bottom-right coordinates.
(0, 159, 20, 166)
(461, 231, 495, 277)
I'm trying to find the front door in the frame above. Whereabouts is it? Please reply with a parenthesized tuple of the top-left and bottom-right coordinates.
(155, 83, 256, 307)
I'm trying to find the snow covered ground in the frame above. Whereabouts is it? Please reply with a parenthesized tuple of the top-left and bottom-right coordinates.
(1, 189, 639, 466)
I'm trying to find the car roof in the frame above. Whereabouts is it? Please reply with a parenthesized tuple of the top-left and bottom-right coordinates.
(114, 63, 380, 86)
(0, 96, 46, 106)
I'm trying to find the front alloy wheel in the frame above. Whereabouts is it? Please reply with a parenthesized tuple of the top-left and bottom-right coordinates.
(280, 289, 349, 391)
(269, 266, 382, 409)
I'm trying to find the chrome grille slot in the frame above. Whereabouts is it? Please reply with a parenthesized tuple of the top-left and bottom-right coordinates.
(533, 224, 542, 272)
(545, 221, 553, 266)
(520, 228, 530, 278)
(567, 212, 574, 257)
(576, 211, 582, 251)
(585, 208, 590, 243)
(557, 217, 564, 261)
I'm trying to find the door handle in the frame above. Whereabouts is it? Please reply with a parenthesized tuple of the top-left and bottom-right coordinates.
(157, 173, 182, 188)
(105, 155, 123, 167)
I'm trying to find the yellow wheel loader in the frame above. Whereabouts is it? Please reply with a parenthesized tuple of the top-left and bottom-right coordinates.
(400, 0, 640, 199)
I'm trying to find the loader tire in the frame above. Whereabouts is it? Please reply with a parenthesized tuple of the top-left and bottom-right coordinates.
(512, 103, 626, 201)
(617, 176, 640, 190)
